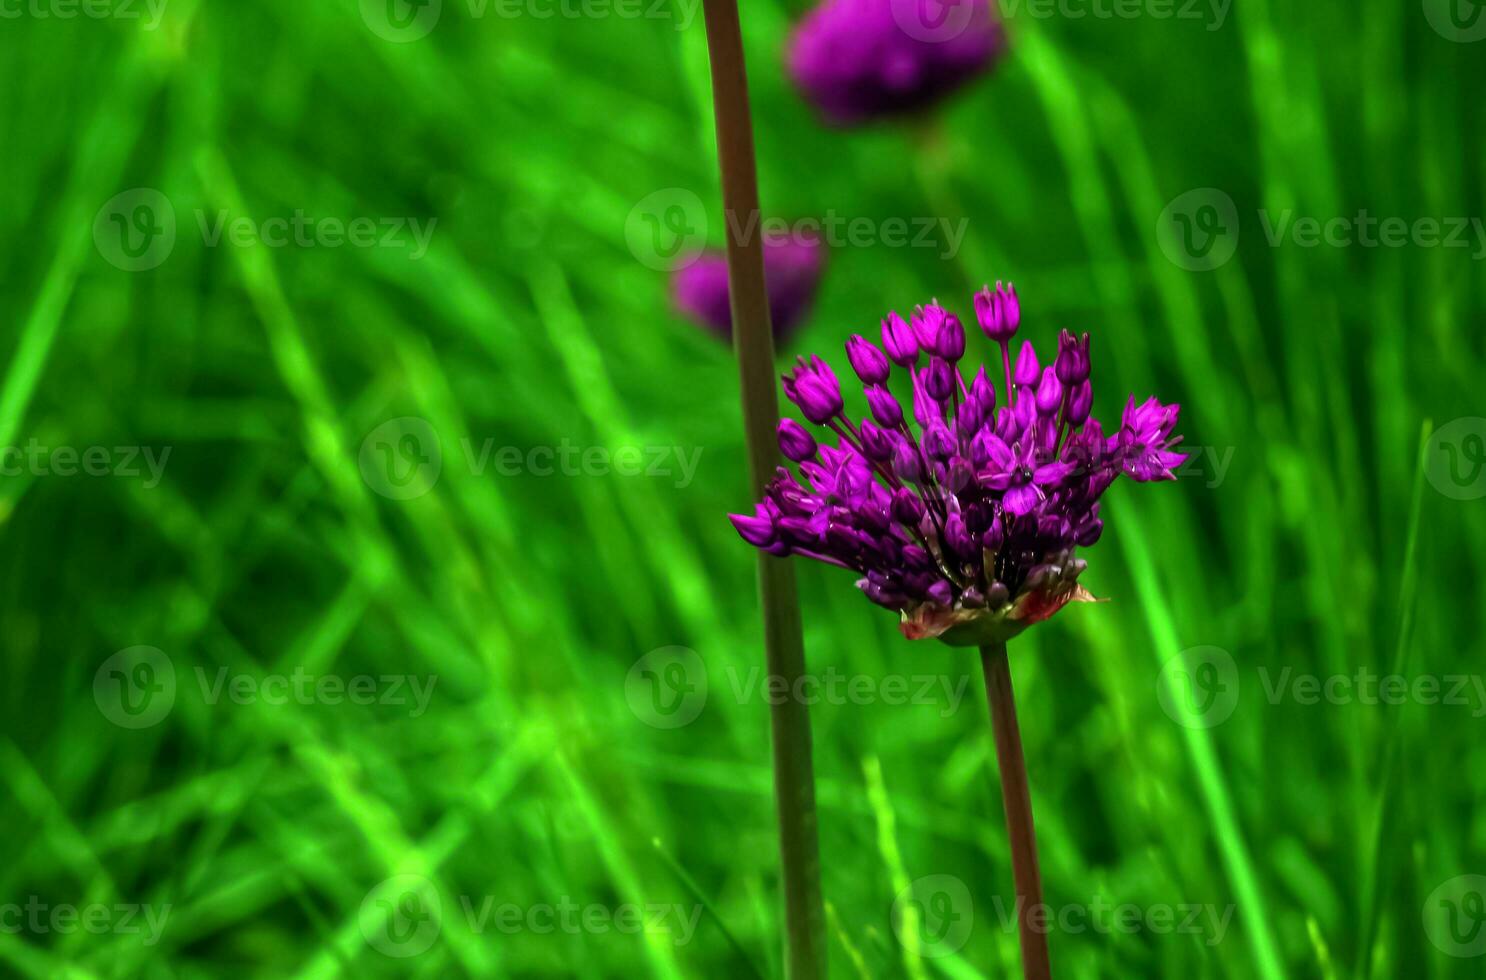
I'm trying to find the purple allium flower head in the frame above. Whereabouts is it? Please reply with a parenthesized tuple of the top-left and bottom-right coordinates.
(729, 282, 1189, 645)
(786, 0, 1006, 126)
(672, 232, 825, 345)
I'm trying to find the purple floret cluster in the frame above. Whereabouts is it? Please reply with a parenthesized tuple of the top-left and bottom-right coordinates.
(729, 283, 1187, 644)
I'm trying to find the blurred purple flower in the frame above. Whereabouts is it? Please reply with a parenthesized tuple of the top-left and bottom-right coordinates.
(672, 232, 826, 344)
(787, 0, 1005, 126)
(728, 282, 1188, 645)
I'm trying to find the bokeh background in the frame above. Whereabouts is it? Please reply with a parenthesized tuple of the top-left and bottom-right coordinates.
(2, 0, 1485, 976)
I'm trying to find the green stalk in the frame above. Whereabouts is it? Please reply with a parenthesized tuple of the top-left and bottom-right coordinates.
(698, 1, 826, 976)
(981, 642, 1051, 980)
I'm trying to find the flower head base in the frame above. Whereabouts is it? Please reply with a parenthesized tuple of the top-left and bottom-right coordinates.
(672, 232, 825, 344)
(728, 284, 1188, 644)
(786, 0, 1005, 126)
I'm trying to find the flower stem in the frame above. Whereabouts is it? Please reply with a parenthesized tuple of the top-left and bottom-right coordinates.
(980, 642, 1051, 980)
(699, 1, 826, 977)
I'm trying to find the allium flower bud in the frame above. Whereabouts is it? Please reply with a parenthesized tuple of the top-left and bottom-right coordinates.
(970, 365, 997, 412)
(945, 514, 976, 559)
(912, 371, 941, 427)
(846, 334, 891, 384)
(891, 437, 922, 483)
(789, 373, 843, 424)
(891, 486, 925, 525)
(865, 384, 904, 428)
(957, 393, 986, 434)
(1035, 366, 1063, 416)
(981, 514, 1004, 550)
(911, 304, 946, 351)
(777, 418, 818, 461)
(1013, 340, 1041, 386)
(974, 281, 1019, 343)
(923, 421, 956, 461)
(881, 312, 919, 366)
(924, 357, 956, 401)
(858, 419, 894, 461)
(1055, 329, 1091, 385)
(729, 504, 777, 547)
(1068, 380, 1093, 426)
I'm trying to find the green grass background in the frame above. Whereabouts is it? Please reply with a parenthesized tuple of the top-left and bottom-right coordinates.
(2, 0, 1484, 976)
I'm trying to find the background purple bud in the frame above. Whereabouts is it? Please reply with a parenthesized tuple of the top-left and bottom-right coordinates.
(672, 232, 825, 343)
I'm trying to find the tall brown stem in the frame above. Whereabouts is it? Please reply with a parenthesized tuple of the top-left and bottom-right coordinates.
(981, 642, 1052, 979)
(699, 1, 826, 976)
